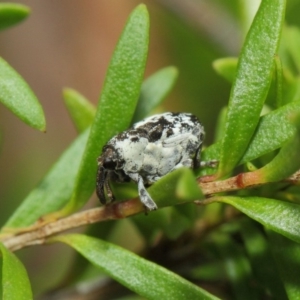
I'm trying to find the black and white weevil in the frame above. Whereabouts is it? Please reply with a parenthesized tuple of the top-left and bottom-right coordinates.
(96, 112, 217, 211)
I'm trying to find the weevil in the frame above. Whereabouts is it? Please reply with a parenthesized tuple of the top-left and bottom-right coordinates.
(96, 112, 216, 211)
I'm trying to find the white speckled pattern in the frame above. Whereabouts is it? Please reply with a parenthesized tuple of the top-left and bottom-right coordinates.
(96, 112, 205, 211)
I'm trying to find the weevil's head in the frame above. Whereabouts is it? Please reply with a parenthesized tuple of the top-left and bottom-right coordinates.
(98, 146, 117, 170)
(96, 145, 125, 204)
(98, 145, 125, 171)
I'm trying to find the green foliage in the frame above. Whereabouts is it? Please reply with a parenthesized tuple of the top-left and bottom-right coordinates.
(268, 230, 300, 299)
(0, 3, 30, 31)
(1, 1, 300, 299)
(53, 234, 220, 300)
(217, 196, 300, 244)
(218, 0, 286, 177)
(0, 57, 46, 131)
(61, 4, 150, 215)
(62, 88, 96, 133)
(0, 243, 32, 299)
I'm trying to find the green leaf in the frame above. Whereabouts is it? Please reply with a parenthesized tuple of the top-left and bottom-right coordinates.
(148, 168, 203, 208)
(212, 233, 259, 300)
(0, 243, 32, 300)
(54, 234, 220, 300)
(241, 101, 300, 164)
(0, 57, 46, 131)
(218, 0, 286, 177)
(62, 4, 149, 214)
(167, 204, 196, 238)
(133, 203, 196, 241)
(253, 112, 300, 183)
(216, 196, 300, 244)
(119, 168, 202, 241)
(284, 26, 300, 73)
(132, 208, 170, 241)
(274, 56, 283, 108)
(0, 3, 30, 30)
(129, 168, 202, 240)
(282, 71, 300, 104)
(2, 130, 89, 229)
(240, 220, 288, 299)
(201, 101, 300, 176)
(213, 106, 228, 143)
(132, 66, 178, 123)
(268, 230, 300, 299)
(63, 88, 96, 133)
(212, 57, 237, 83)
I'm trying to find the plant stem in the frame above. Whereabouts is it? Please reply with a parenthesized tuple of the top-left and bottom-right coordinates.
(1, 169, 300, 252)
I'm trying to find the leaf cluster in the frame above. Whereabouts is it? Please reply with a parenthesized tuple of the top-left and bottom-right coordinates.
(1, 1, 300, 299)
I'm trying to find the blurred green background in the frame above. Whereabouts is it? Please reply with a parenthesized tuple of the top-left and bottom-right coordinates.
(1, 0, 300, 295)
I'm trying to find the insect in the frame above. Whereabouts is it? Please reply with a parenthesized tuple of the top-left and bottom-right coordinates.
(96, 112, 216, 211)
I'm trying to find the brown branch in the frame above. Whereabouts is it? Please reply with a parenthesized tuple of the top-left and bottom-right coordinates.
(1, 170, 299, 252)
(198, 171, 263, 195)
(1, 198, 144, 251)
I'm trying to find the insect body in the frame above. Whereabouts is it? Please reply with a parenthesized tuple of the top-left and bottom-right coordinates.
(96, 112, 208, 211)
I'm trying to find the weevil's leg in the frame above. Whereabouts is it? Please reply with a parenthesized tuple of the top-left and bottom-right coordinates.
(193, 143, 202, 169)
(96, 165, 107, 204)
(137, 176, 158, 211)
(172, 159, 193, 171)
(194, 144, 218, 169)
(200, 160, 219, 168)
(105, 171, 115, 203)
(128, 173, 158, 211)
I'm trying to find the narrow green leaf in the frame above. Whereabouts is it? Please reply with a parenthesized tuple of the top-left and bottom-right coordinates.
(176, 168, 203, 200)
(240, 220, 288, 300)
(63, 88, 96, 133)
(274, 56, 283, 108)
(54, 234, 220, 300)
(148, 168, 203, 208)
(0, 3, 30, 30)
(0, 57, 46, 131)
(241, 101, 300, 164)
(214, 106, 228, 143)
(62, 4, 149, 214)
(212, 233, 259, 300)
(217, 196, 300, 244)
(201, 101, 300, 176)
(2, 130, 89, 229)
(212, 57, 237, 83)
(190, 261, 226, 282)
(254, 113, 300, 183)
(130, 168, 202, 240)
(282, 71, 300, 104)
(268, 230, 300, 299)
(167, 204, 196, 239)
(284, 26, 300, 73)
(132, 66, 178, 123)
(199, 143, 221, 176)
(134, 206, 195, 242)
(112, 167, 202, 242)
(218, 0, 286, 177)
(134, 204, 195, 241)
(0, 243, 32, 300)
(132, 208, 170, 241)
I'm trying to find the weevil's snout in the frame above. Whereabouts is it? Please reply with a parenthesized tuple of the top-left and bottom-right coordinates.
(98, 147, 118, 170)
(103, 157, 117, 170)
